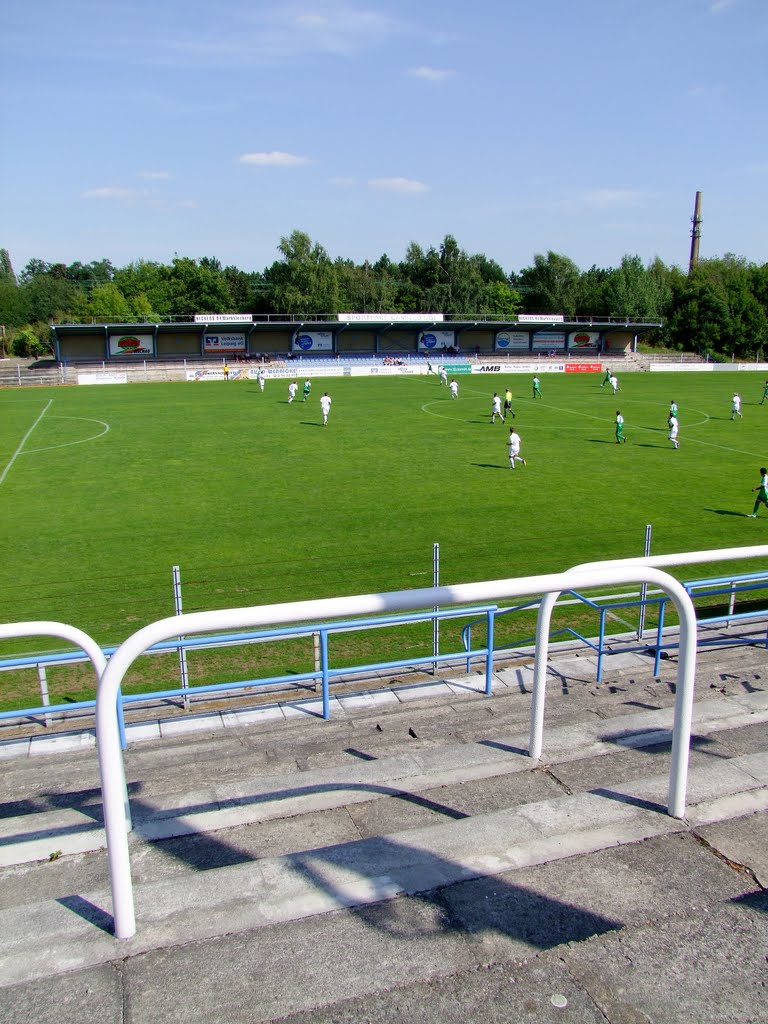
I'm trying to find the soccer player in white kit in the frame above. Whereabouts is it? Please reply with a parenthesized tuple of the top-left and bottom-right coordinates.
(731, 393, 742, 419)
(491, 393, 504, 423)
(668, 414, 679, 449)
(288, 380, 298, 403)
(449, 379, 459, 399)
(258, 369, 266, 391)
(507, 428, 526, 469)
(320, 392, 332, 425)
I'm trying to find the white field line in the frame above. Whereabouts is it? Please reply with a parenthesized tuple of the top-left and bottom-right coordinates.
(0, 400, 53, 486)
(24, 416, 110, 453)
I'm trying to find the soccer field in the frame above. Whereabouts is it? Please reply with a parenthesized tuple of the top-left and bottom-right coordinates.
(0, 369, 766, 698)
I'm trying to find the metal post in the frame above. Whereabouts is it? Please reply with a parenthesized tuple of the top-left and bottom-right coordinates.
(172, 566, 189, 710)
(313, 632, 321, 691)
(38, 664, 51, 728)
(637, 524, 652, 638)
(727, 580, 736, 628)
(432, 542, 440, 674)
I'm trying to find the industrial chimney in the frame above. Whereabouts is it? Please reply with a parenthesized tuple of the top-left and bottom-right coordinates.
(688, 191, 702, 274)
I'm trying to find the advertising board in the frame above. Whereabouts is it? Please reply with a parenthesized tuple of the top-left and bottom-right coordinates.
(203, 333, 246, 353)
(293, 331, 334, 352)
(108, 333, 154, 356)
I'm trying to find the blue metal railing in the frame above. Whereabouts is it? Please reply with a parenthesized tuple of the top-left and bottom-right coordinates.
(0, 604, 499, 735)
(462, 572, 768, 683)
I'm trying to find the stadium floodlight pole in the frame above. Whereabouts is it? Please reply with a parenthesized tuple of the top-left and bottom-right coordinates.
(96, 561, 700, 940)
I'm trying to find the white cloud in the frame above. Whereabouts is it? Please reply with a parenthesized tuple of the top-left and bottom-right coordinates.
(176, 199, 198, 208)
(80, 186, 148, 200)
(163, 7, 403, 65)
(578, 189, 647, 208)
(408, 65, 455, 82)
(239, 151, 311, 167)
(709, 0, 736, 12)
(368, 176, 429, 194)
(687, 83, 725, 98)
(137, 170, 170, 180)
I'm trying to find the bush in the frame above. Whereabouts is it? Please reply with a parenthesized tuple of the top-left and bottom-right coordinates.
(9, 324, 53, 359)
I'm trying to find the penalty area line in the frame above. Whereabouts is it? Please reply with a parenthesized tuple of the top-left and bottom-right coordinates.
(0, 399, 53, 486)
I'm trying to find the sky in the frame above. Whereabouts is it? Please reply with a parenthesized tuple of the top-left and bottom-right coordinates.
(2, 0, 767, 278)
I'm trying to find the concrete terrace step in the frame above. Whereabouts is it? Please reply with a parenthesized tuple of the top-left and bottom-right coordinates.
(1, 683, 767, 868)
(1, 643, 768, 1020)
(1, 751, 767, 989)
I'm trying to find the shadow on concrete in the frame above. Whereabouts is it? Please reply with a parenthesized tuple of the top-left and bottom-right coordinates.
(589, 787, 666, 815)
(285, 835, 623, 949)
(477, 739, 529, 757)
(57, 894, 114, 933)
(0, 781, 144, 823)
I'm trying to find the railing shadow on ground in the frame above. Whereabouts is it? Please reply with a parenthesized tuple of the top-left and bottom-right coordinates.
(53, 781, 624, 950)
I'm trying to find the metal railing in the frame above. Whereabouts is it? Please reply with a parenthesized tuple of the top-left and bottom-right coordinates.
(0, 605, 499, 732)
(462, 571, 768, 683)
(94, 560, 699, 938)
(51, 313, 663, 327)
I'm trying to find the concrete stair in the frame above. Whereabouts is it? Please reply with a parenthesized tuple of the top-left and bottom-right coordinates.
(1, 641, 767, 1022)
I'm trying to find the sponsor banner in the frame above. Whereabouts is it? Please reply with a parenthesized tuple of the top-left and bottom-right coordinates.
(419, 330, 455, 351)
(203, 332, 246, 352)
(350, 365, 421, 377)
(473, 363, 565, 374)
(293, 331, 334, 352)
(108, 333, 154, 356)
(439, 363, 472, 374)
(532, 331, 566, 350)
(569, 331, 599, 348)
(649, 363, 714, 372)
(519, 314, 564, 323)
(194, 314, 252, 323)
(565, 363, 602, 373)
(78, 372, 128, 385)
(338, 312, 443, 323)
(495, 331, 529, 351)
(187, 368, 248, 381)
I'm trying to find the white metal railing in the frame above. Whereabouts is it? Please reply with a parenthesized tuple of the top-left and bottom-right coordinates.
(529, 545, 768, 761)
(95, 561, 699, 939)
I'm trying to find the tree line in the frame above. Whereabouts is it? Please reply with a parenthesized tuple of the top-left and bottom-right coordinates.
(1, 231, 767, 360)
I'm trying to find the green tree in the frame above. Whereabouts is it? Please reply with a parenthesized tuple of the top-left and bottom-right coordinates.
(604, 255, 670, 319)
(113, 260, 172, 316)
(10, 323, 54, 358)
(265, 231, 340, 313)
(87, 283, 134, 321)
(0, 248, 17, 285)
(574, 265, 611, 316)
(518, 251, 580, 316)
(21, 274, 80, 323)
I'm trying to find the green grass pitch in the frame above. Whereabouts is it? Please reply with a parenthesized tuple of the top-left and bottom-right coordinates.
(0, 369, 766, 704)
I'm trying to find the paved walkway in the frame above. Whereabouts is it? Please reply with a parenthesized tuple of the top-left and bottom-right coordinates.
(1, 641, 767, 1023)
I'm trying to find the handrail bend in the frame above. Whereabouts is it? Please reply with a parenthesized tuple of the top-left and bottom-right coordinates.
(96, 562, 697, 939)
